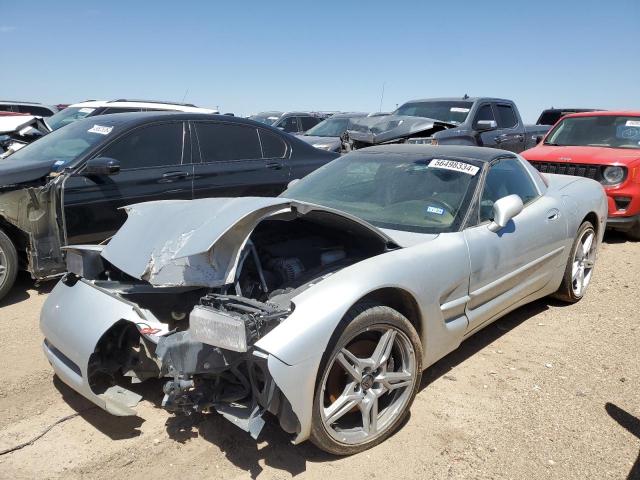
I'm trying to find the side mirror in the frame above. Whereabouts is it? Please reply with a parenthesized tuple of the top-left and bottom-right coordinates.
(287, 178, 300, 189)
(476, 120, 498, 131)
(534, 134, 544, 144)
(84, 157, 120, 176)
(488, 194, 523, 232)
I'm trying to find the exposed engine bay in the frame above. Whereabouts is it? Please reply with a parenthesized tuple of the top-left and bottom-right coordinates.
(76, 214, 389, 437)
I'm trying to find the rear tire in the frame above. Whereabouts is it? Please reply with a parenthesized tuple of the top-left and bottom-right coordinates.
(0, 229, 19, 302)
(309, 303, 422, 455)
(553, 221, 596, 303)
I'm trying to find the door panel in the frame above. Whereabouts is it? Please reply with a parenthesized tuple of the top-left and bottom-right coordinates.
(192, 122, 289, 199)
(63, 122, 192, 245)
(464, 196, 565, 333)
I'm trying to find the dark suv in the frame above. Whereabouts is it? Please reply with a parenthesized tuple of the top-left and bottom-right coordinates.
(0, 112, 338, 300)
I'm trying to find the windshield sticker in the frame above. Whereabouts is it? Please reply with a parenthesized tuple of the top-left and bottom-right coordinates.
(625, 120, 640, 127)
(426, 206, 445, 215)
(79, 107, 96, 114)
(88, 124, 113, 135)
(450, 107, 470, 113)
(617, 125, 640, 140)
(428, 158, 479, 176)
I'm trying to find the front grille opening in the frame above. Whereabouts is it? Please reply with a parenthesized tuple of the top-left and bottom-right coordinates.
(614, 196, 632, 212)
(530, 161, 603, 182)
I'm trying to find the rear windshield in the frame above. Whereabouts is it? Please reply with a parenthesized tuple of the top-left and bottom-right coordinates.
(545, 116, 640, 149)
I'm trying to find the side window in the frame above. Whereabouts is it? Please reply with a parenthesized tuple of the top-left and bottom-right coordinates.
(279, 116, 299, 133)
(473, 104, 495, 128)
(479, 158, 539, 222)
(300, 116, 320, 131)
(496, 104, 518, 128)
(259, 129, 287, 158)
(195, 122, 261, 162)
(101, 107, 144, 114)
(100, 123, 184, 170)
(0, 105, 14, 112)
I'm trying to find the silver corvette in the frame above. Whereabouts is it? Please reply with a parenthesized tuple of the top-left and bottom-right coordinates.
(40, 145, 607, 455)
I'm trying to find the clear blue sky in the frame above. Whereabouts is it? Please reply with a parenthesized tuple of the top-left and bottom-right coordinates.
(2, 0, 638, 122)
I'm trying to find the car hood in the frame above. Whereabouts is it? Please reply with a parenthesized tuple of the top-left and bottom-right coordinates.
(0, 115, 38, 134)
(100, 197, 398, 288)
(347, 114, 455, 144)
(298, 135, 341, 150)
(0, 155, 55, 187)
(523, 145, 640, 165)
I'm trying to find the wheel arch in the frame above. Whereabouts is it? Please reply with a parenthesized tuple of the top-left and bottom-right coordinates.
(581, 211, 599, 236)
(354, 287, 423, 341)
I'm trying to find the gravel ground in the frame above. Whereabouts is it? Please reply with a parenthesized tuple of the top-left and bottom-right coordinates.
(0, 232, 638, 480)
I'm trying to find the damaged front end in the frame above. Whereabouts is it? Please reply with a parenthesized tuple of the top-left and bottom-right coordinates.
(0, 116, 50, 157)
(343, 115, 455, 151)
(0, 174, 67, 280)
(41, 197, 393, 440)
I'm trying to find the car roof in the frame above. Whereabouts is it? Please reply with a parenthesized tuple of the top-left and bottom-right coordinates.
(68, 99, 218, 114)
(562, 110, 640, 118)
(326, 112, 368, 118)
(0, 100, 57, 108)
(352, 144, 516, 162)
(401, 97, 512, 104)
(76, 111, 290, 130)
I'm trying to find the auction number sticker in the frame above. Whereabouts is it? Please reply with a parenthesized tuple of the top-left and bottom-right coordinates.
(625, 120, 640, 127)
(428, 158, 479, 175)
(450, 107, 470, 113)
(88, 124, 113, 135)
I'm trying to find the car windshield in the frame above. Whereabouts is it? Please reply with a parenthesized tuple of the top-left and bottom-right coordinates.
(545, 115, 640, 149)
(304, 118, 353, 137)
(6, 118, 112, 167)
(394, 101, 473, 125)
(249, 113, 282, 126)
(283, 152, 481, 234)
(45, 107, 96, 131)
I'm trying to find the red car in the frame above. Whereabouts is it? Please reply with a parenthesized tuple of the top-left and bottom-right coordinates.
(522, 111, 640, 240)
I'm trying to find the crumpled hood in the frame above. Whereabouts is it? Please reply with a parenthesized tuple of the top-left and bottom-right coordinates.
(347, 114, 455, 145)
(0, 156, 55, 187)
(100, 197, 396, 288)
(0, 115, 38, 134)
(298, 135, 341, 151)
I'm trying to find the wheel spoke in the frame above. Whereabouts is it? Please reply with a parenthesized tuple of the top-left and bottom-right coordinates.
(378, 370, 413, 392)
(371, 330, 396, 368)
(335, 349, 363, 382)
(359, 390, 378, 435)
(324, 383, 361, 425)
(576, 268, 585, 295)
(582, 233, 594, 257)
(572, 261, 580, 280)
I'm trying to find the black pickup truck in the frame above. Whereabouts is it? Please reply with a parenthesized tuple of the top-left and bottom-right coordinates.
(344, 96, 550, 153)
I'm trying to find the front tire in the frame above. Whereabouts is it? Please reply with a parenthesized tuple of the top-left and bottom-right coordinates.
(553, 221, 597, 303)
(0, 229, 19, 302)
(309, 304, 422, 455)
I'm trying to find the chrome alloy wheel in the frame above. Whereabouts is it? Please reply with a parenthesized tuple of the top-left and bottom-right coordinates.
(320, 326, 417, 445)
(0, 245, 7, 286)
(572, 228, 596, 296)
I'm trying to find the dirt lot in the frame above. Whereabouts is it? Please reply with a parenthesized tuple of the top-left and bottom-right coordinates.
(0, 232, 638, 480)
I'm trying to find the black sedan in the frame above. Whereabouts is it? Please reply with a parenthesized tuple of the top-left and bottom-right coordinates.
(0, 112, 338, 300)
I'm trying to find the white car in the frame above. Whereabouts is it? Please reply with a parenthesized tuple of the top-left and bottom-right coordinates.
(45, 99, 219, 131)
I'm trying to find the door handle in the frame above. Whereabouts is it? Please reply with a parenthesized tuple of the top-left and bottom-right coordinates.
(160, 171, 190, 182)
(266, 162, 283, 170)
(162, 171, 190, 179)
(546, 208, 560, 221)
(493, 135, 507, 143)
